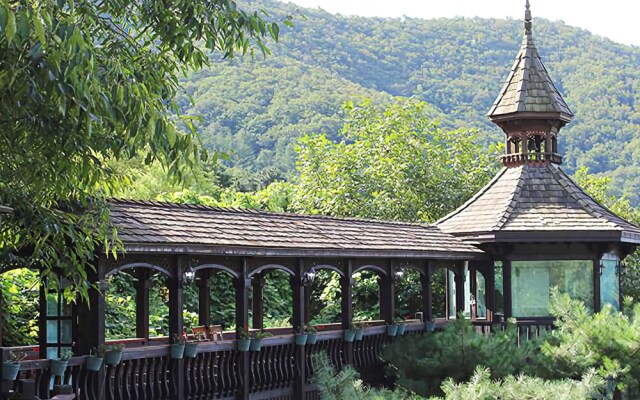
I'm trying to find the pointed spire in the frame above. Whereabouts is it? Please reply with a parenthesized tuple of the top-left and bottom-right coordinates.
(524, 0, 532, 35)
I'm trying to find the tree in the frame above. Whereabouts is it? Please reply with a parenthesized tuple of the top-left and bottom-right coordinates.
(294, 98, 500, 223)
(0, 0, 286, 296)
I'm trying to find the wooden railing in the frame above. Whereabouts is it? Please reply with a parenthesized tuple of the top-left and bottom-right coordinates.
(472, 319, 554, 345)
(0, 322, 432, 400)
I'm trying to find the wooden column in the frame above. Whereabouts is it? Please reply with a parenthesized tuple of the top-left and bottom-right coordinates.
(485, 264, 496, 322)
(75, 259, 107, 399)
(235, 259, 251, 400)
(252, 272, 264, 330)
(134, 269, 151, 340)
(198, 270, 211, 327)
(421, 263, 433, 322)
(168, 257, 184, 400)
(291, 260, 306, 399)
(503, 260, 513, 319)
(341, 261, 354, 365)
(379, 262, 395, 324)
(454, 263, 466, 318)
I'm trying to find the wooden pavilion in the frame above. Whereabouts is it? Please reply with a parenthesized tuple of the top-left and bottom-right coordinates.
(1, 1, 639, 400)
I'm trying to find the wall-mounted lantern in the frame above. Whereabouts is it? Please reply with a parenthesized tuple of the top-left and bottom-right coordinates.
(183, 266, 196, 286)
(302, 266, 316, 287)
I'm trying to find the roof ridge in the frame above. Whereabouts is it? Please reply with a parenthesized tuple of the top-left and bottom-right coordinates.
(109, 198, 437, 229)
(550, 166, 640, 232)
(437, 167, 511, 226)
(492, 167, 525, 231)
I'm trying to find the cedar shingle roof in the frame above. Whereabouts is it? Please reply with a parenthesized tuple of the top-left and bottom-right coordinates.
(109, 200, 484, 258)
(437, 164, 640, 244)
(487, 16, 573, 121)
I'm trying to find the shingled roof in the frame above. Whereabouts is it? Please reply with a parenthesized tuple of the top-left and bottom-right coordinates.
(109, 200, 484, 259)
(487, 3, 573, 121)
(437, 164, 640, 244)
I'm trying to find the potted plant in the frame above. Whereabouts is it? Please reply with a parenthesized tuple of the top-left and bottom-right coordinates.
(86, 345, 105, 372)
(104, 343, 125, 366)
(344, 323, 357, 343)
(304, 324, 318, 345)
(170, 333, 186, 359)
(353, 321, 366, 341)
(250, 330, 273, 352)
(2, 350, 26, 381)
(425, 317, 436, 333)
(236, 328, 251, 352)
(294, 326, 308, 346)
(387, 321, 399, 337)
(51, 349, 73, 377)
(184, 341, 199, 358)
(396, 317, 407, 336)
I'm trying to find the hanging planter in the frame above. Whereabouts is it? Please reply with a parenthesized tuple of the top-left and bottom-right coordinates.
(295, 334, 308, 346)
(306, 332, 318, 345)
(397, 323, 406, 336)
(105, 347, 124, 366)
(425, 321, 436, 332)
(387, 324, 399, 337)
(237, 328, 251, 352)
(184, 343, 199, 358)
(50, 360, 68, 377)
(354, 329, 364, 341)
(250, 339, 262, 352)
(2, 362, 20, 381)
(170, 344, 185, 359)
(86, 356, 103, 372)
(343, 330, 356, 343)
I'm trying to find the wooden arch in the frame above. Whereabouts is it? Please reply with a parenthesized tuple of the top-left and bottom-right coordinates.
(192, 263, 239, 279)
(249, 264, 295, 278)
(352, 264, 388, 277)
(312, 264, 345, 278)
(105, 262, 174, 279)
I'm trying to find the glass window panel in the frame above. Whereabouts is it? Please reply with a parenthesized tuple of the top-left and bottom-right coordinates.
(60, 301, 72, 317)
(47, 293, 58, 316)
(476, 272, 487, 319)
(512, 260, 593, 317)
(600, 254, 620, 310)
(46, 347, 58, 360)
(448, 270, 456, 318)
(60, 319, 72, 343)
(46, 320, 59, 343)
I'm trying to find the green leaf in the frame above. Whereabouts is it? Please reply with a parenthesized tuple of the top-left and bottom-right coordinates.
(32, 9, 46, 45)
(5, 8, 16, 42)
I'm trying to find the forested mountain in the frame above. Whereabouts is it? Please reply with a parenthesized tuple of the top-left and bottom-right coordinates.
(180, 0, 640, 204)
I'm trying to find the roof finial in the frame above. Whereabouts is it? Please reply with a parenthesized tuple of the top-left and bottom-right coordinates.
(524, 0, 532, 35)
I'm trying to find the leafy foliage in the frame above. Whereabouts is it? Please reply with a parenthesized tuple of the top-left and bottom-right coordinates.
(381, 319, 542, 397)
(0, 0, 283, 296)
(0, 269, 39, 346)
(540, 292, 640, 397)
(435, 367, 602, 400)
(180, 0, 640, 206)
(294, 98, 499, 223)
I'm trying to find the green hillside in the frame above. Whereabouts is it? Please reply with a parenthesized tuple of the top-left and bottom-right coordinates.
(181, 0, 640, 203)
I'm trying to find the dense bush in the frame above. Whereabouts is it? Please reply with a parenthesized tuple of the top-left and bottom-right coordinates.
(381, 318, 542, 396)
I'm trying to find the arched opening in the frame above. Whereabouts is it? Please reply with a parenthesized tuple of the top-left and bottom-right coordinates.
(395, 267, 423, 320)
(307, 268, 342, 325)
(260, 269, 293, 328)
(431, 268, 448, 318)
(352, 269, 382, 321)
(0, 268, 39, 347)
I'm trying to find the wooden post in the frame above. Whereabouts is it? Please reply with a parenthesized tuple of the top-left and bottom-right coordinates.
(503, 261, 513, 319)
(235, 259, 250, 400)
(454, 263, 466, 318)
(291, 260, 306, 399)
(421, 263, 433, 322)
(485, 264, 496, 322)
(168, 257, 184, 400)
(379, 263, 395, 324)
(134, 268, 151, 340)
(341, 261, 354, 365)
(198, 269, 211, 327)
(252, 272, 264, 330)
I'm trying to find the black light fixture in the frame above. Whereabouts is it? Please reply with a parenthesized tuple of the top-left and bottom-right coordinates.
(302, 266, 316, 287)
(599, 262, 605, 276)
(183, 266, 196, 286)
